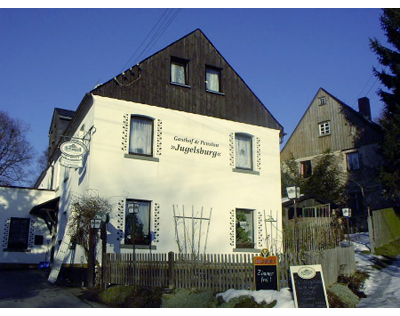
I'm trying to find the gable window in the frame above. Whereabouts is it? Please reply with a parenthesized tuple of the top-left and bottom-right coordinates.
(347, 152, 360, 171)
(236, 209, 254, 249)
(125, 200, 151, 246)
(171, 57, 189, 86)
(7, 217, 30, 250)
(319, 97, 326, 105)
(235, 133, 253, 170)
(319, 121, 331, 136)
(301, 160, 312, 178)
(206, 66, 222, 93)
(129, 116, 154, 156)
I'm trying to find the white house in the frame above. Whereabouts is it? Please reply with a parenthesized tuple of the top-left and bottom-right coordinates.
(2, 29, 284, 274)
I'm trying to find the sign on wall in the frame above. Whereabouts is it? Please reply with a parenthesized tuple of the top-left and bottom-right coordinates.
(59, 140, 87, 168)
(254, 255, 279, 290)
(290, 265, 329, 308)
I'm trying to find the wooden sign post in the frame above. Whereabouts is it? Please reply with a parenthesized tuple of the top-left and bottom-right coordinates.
(290, 265, 329, 308)
(254, 255, 279, 291)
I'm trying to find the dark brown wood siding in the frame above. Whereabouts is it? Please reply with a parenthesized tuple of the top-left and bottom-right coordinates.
(92, 29, 282, 132)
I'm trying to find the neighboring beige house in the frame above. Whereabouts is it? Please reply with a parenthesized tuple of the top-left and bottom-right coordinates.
(281, 88, 390, 230)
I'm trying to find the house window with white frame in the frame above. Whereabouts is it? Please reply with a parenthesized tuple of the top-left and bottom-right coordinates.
(319, 121, 331, 136)
(319, 97, 326, 105)
(235, 133, 253, 170)
(129, 116, 154, 156)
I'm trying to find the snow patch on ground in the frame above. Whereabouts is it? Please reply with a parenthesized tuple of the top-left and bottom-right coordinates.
(217, 288, 295, 308)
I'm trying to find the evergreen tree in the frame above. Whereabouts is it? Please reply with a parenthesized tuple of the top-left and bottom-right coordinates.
(281, 149, 346, 205)
(370, 9, 400, 206)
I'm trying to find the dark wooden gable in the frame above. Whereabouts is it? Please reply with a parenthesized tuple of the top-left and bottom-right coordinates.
(281, 88, 383, 160)
(92, 29, 282, 133)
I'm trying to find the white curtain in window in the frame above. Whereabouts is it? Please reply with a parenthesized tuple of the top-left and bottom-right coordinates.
(171, 63, 185, 84)
(235, 134, 252, 169)
(129, 117, 152, 155)
(206, 68, 220, 92)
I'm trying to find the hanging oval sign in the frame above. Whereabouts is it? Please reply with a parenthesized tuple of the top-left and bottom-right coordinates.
(60, 140, 87, 157)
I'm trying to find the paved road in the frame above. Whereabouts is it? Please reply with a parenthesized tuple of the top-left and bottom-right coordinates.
(0, 269, 105, 308)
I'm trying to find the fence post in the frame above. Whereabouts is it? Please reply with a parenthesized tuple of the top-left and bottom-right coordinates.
(168, 251, 175, 289)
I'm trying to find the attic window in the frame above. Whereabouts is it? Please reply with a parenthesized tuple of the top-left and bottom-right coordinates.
(319, 97, 326, 105)
(206, 66, 222, 93)
(171, 57, 189, 86)
(319, 121, 331, 136)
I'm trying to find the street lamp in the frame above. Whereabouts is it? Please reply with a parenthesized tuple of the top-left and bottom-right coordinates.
(287, 186, 300, 219)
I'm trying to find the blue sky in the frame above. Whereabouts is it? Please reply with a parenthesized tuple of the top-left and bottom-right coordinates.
(0, 8, 389, 179)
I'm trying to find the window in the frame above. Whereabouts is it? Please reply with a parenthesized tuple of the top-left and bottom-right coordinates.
(319, 121, 331, 136)
(125, 200, 151, 246)
(319, 97, 326, 105)
(129, 116, 154, 156)
(347, 152, 360, 171)
(171, 57, 188, 85)
(7, 217, 30, 250)
(235, 133, 253, 170)
(236, 209, 254, 248)
(206, 66, 222, 92)
(301, 160, 312, 178)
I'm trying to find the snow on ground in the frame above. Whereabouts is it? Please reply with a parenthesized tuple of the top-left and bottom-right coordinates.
(352, 233, 400, 308)
(216, 233, 400, 308)
(216, 287, 295, 308)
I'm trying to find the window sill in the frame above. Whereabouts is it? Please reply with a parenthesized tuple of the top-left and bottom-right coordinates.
(3, 248, 31, 252)
(171, 82, 191, 89)
(232, 168, 260, 175)
(124, 154, 159, 162)
(206, 89, 225, 96)
(318, 134, 331, 137)
(233, 248, 260, 253)
(120, 244, 157, 250)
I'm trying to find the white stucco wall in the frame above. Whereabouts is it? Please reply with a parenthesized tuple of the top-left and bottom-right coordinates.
(77, 95, 283, 256)
(0, 187, 54, 264)
(35, 94, 283, 265)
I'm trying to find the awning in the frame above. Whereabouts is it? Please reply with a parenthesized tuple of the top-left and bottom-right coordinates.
(30, 197, 60, 232)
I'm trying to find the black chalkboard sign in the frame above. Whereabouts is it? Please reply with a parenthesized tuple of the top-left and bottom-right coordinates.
(254, 256, 279, 291)
(290, 265, 329, 308)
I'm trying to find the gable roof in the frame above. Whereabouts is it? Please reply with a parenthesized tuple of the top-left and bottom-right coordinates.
(281, 88, 382, 159)
(91, 29, 283, 133)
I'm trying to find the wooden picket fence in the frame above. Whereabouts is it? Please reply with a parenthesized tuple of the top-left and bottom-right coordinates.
(105, 252, 256, 291)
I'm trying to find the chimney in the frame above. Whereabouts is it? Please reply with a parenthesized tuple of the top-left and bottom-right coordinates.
(358, 97, 371, 120)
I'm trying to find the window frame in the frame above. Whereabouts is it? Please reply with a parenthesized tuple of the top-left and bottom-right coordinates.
(205, 65, 223, 94)
(171, 56, 190, 87)
(300, 160, 312, 178)
(124, 199, 152, 246)
(234, 133, 254, 171)
(7, 217, 31, 250)
(319, 96, 326, 105)
(318, 121, 331, 136)
(347, 152, 360, 171)
(128, 115, 155, 157)
(235, 209, 255, 249)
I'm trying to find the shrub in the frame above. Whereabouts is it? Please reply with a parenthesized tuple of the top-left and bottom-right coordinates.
(99, 285, 136, 307)
(162, 288, 217, 308)
(217, 295, 277, 308)
(327, 283, 360, 308)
